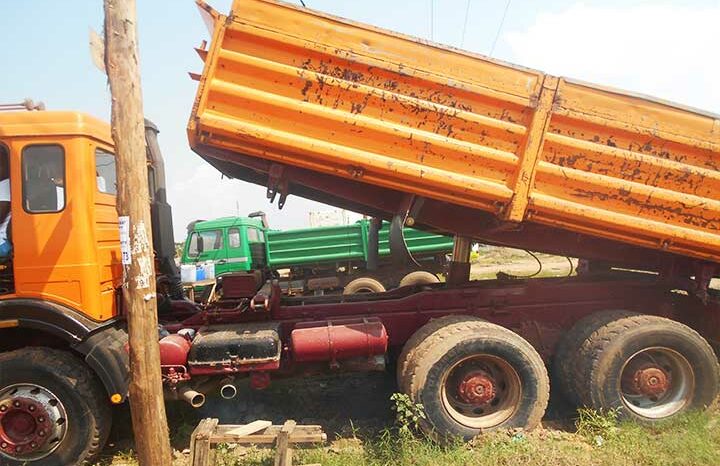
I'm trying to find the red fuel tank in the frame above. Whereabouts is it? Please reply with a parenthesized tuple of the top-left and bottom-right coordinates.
(291, 318, 388, 363)
(159, 334, 191, 367)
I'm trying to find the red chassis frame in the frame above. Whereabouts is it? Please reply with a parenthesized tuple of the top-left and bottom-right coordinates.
(166, 271, 719, 369)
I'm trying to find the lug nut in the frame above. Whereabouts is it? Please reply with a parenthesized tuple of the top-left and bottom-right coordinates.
(0, 405, 6, 412)
(30, 442, 37, 448)
(28, 405, 36, 412)
(13, 401, 20, 408)
(1, 442, 7, 448)
(38, 430, 45, 437)
(38, 416, 45, 423)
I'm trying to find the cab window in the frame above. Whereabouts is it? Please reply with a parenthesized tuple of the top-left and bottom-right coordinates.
(22, 145, 65, 213)
(95, 148, 117, 194)
(228, 228, 241, 248)
(187, 229, 223, 257)
(247, 228, 262, 242)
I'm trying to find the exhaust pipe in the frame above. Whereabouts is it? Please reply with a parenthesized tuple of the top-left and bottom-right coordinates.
(179, 387, 206, 408)
(220, 383, 237, 400)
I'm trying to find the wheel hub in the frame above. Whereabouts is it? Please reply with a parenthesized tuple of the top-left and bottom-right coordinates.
(0, 397, 51, 455)
(632, 366, 670, 397)
(0, 385, 68, 461)
(457, 370, 496, 404)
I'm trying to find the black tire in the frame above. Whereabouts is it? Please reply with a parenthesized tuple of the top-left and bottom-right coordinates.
(0, 348, 111, 466)
(396, 315, 483, 393)
(398, 271, 440, 288)
(574, 315, 720, 422)
(343, 277, 385, 295)
(553, 310, 638, 405)
(405, 321, 549, 439)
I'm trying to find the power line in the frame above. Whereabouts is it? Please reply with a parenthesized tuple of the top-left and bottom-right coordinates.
(430, 0, 434, 41)
(489, 0, 512, 57)
(461, 0, 471, 48)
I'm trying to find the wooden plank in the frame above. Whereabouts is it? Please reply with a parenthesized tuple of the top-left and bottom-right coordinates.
(190, 418, 219, 466)
(224, 420, 272, 437)
(274, 420, 297, 466)
(211, 426, 325, 444)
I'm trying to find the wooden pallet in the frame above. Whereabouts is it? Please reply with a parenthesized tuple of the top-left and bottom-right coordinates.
(189, 418, 325, 466)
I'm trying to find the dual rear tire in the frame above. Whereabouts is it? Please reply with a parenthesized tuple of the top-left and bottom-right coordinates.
(554, 313, 719, 422)
(399, 312, 720, 439)
(397, 317, 549, 439)
(343, 271, 440, 295)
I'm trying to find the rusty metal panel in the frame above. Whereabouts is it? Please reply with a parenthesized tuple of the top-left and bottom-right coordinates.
(189, 0, 720, 263)
(534, 80, 720, 260)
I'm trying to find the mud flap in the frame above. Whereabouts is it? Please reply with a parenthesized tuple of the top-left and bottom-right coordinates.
(74, 324, 130, 403)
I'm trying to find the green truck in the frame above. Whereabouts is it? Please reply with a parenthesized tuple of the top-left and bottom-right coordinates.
(181, 213, 454, 294)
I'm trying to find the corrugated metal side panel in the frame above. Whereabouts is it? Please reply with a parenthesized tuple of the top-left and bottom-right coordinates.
(190, 0, 720, 263)
(266, 223, 365, 267)
(532, 80, 720, 259)
(377, 224, 454, 257)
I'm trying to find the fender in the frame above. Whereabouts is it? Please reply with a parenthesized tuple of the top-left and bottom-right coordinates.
(0, 298, 130, 403)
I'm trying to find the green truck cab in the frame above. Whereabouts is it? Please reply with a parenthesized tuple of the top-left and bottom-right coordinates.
(181, 214, 454, 294)
(184, 216, 268, 275)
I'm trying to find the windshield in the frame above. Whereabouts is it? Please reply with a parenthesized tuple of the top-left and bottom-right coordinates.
(187, 229, 223, 258)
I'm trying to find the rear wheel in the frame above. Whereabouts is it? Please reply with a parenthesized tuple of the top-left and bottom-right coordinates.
(574, 315, 720, 422)
(396, 315, 483, 393)
(403, 320, 549, 439)
(0, 348, 111, 466)
(399, 271, 440, 288)
(552, 310, 637, 405)
(343, 277, 385, 294)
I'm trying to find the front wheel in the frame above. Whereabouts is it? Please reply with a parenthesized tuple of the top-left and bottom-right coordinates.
(403, 320, 549, 439)
(0, 348, 111, 466)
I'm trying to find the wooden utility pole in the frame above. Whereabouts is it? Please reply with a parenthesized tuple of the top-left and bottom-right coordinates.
(103, 1, 172, 465)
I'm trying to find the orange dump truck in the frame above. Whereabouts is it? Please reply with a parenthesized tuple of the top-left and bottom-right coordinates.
(183, 0, 720, 442)
(189, 0, 719, 275)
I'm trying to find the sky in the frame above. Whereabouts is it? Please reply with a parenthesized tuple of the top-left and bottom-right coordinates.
(2, 0, 719, 241)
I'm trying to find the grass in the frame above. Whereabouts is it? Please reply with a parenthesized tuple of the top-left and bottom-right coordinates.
(98, 247, 718, 465)
(98, 408, 720, 466)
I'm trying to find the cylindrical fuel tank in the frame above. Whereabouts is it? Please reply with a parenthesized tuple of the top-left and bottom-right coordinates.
(159, 334, 192, 366)
(291, 317, 388, 363)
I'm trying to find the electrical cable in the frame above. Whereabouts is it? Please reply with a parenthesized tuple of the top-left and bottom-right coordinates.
(460, 0, 471, 48)
(566, 256, 575, 277)
(489, 0, 512, 57)
(299, 0, 306, 7)
(499, 249, 543, 280)
(430, 0, 434, 41)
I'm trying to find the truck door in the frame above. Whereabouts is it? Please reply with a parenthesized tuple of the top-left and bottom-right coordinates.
(185, 228, 227, 271)
(226, 226, 251, 273)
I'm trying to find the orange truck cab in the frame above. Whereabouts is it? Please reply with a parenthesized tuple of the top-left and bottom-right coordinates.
(0, 111, 121, 320)
(0, 109, 180, 465)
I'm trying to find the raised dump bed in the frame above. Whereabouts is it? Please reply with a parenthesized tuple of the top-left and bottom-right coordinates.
(189, 0, 720, 266)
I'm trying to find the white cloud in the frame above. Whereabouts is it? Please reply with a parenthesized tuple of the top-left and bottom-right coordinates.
(168, 164, 340, 241)
(169, 3, 719, 241)
(504, 3, 720, 113)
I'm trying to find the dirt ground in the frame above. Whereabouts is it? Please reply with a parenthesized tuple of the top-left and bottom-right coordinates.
(100, 367, 578, 464)
(97, 247, 719, 463)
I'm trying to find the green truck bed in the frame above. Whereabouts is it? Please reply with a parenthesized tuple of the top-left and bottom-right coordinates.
(266, 219, 453, 268)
